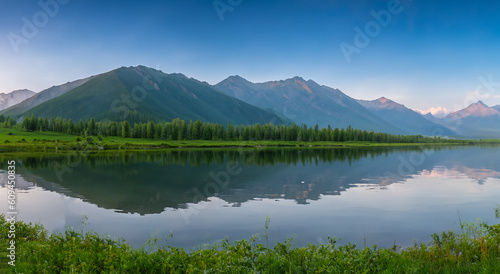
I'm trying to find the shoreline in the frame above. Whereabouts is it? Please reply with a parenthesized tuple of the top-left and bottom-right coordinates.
(1, 140, 497, 154)
(1, 126, 499, 154)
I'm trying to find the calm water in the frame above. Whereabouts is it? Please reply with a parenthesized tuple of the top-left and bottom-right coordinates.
(1, 146, 500, 250)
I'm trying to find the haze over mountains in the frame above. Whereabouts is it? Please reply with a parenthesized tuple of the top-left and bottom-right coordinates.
(0, 89, 35, 110)
(1, 77, 93, 117)
(3, 65, 500, 139)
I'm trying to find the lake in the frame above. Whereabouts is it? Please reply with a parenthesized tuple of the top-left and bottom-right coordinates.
(1, 145, 500, 250)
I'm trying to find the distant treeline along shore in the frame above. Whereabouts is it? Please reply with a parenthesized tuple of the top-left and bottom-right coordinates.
(4, 114, 464, 144)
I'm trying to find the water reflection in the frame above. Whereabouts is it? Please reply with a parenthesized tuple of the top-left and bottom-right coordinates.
(1, 146, 500, 249)
(1, 146, 499, 216)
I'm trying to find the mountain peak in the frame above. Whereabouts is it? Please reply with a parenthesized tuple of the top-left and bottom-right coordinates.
(223, 75, 251, 84)
(377, 97, 390, 103)
(358, 97, 405, 111)
(290, 77, 312, 94)
(292, 76, 306, 82)
(476, 100, 487, 107)
(228, 75, 246, 80)
(447, 101, 500, 119)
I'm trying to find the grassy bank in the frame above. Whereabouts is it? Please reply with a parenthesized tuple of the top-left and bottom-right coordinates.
(1, 214, 499, 273)
(0, 126, 495, 153)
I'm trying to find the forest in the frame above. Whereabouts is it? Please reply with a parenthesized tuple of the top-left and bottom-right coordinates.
(14, 114, 454, 143)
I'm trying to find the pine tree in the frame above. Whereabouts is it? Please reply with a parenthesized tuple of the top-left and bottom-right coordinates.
(147, 121, 155, 139)
(225, 122, 234, 140)
(121, 121, 131, 138)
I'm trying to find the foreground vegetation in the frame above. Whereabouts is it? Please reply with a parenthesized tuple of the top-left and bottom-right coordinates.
(1, 212, 500, 273)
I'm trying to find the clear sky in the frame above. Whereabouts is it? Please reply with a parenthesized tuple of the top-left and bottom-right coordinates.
(1, 0, 500, 114)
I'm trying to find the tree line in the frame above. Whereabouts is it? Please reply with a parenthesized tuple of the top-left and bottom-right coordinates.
(0, 115, 17, 128)
(17, 114, 455, 143)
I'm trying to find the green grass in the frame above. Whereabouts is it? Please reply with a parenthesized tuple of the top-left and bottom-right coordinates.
(480, 139, 500, 143)
(1, 125, 497, 153)
(1, 214, 499, 273)
(0, 241, 9, 273)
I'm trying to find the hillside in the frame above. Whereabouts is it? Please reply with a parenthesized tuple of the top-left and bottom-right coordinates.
(19, 66, 287, 125)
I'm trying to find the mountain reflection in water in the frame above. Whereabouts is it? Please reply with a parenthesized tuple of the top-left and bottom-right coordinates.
(1, 146, 499, 215)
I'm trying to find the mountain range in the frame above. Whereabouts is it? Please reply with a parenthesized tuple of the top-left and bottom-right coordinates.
(215, 76, 404, 134)
(2, 65, 500, 139)
(1, 66, 286, 125)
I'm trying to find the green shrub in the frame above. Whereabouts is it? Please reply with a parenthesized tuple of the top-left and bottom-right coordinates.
(85, 137, 96, 145)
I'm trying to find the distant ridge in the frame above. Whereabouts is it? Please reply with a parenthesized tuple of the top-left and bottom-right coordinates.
(357, 97, 456, 136)
(0, 77, 93, 118)
(436, 101, 500, 138)
(215, 76, 405, 134)
(0, 89, 36, 111)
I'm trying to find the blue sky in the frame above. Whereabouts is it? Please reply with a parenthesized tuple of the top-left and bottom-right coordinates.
(1, 0, 500, 114)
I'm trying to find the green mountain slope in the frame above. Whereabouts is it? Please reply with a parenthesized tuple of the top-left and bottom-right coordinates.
(20, 66, 287, 125)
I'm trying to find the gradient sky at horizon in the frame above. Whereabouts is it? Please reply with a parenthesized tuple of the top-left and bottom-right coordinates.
(1, 0, 500, 114)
